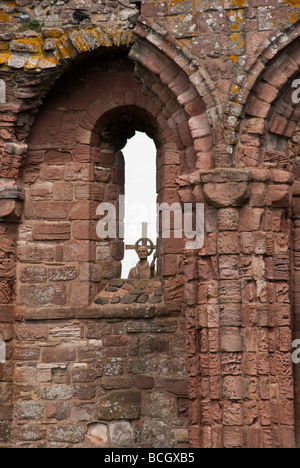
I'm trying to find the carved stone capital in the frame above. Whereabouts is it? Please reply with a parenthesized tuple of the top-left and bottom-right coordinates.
(0, 187, 24, 221)
(186, 168, 251, 208)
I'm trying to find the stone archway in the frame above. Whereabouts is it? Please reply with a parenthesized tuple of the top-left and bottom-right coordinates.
(9, 41, 210, 446)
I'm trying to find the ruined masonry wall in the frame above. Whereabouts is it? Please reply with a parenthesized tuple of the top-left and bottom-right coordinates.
(0, 0, 300, 449)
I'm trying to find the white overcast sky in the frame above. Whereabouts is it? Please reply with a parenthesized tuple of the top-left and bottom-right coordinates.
(122, 132, 157, 278)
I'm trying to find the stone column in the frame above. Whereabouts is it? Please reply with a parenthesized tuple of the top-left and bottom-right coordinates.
(181, 168, 295, 448)
(0, 186, 24, 445)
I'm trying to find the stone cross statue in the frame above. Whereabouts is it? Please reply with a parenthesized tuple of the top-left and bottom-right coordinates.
(126, 222, 157, 280)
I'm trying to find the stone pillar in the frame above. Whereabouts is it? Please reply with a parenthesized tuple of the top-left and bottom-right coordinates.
(181, 168, 295, 448)
(292, 180, 300, 444)
(0, 186, 24, 446)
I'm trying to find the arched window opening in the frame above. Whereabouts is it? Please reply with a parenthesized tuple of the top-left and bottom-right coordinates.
(122, 131, 157, 278)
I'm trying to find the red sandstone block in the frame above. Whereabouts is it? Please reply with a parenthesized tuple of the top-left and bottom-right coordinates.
(196, 152, 214, 170)
(135, 375, 154, 390)
(267, 184, 291, 207)
(115, 72, 141, 91)
(112, 166, 124, 185)
(62, 111, 80, 129)
(48, 128, 76, 148)
(0, 404, 13, 423)
(194, 135, 213, 153)
(279, 377, 294, 399)
(278, 55, 299, 79)
(32, 223, 71, 241)
(105, 347, 127, 357)
(34, 111, 63, 128)
(242, 117, 265, 135)
(18, 284, 54, 307)
(223, 401, 244, 426)
(93, 151, 114, 168)
(27, 128, 48, 147)
(169, 72, 190, 97)
(73, 144, 91, 162)
(253, 231, 266, 255)
(281, 426, 296, 449)
(289, 46, 300, 66)
(17, 245, 55, 263)
(292, 198, 300, 218)
(189, 114, 211, 139)
(45, 150, 72, 165)
(42, 347, 76, 363)
(68, 281, 90, 306)
(278, 400, 295, 427)
(272, 304, 291, 326)
(254, 81, 279, 104)
(237, 145, 261, 167)
(160, 63, 180, 86)
(263, 66, 287, 88)
(86, 72, 116, 91)
(178, 86, 198, 107)
(163, 254, 178, 277)
(249, 182, 267, 207)
(30, 182, 53, 200)
(104, 336, 128, 347)
(245, 328, 258, 352)
(247, 376, 259, 400)
(294, 228, 300, 251)
(178, 121, 194, 147)
(269, 115, 288, 135)
(223, 376, 244, 401)
(284, 120, 297, 138)
(75, 183, 105, 201)
(142, 51, 168, 76)
(217, 232, 240, 254)
(46, 401, 69, 421)
(70, 91, 101, 112)
(125, 90, 137, 105)
(43, 91, 70, 112)
(240, 134, 260, 147)
(159, 187, 180, 205)
(69, 201, 93, 220)
(15, 324, 48, 341)
(65, 163, 94, 182)
(197, 258, 214, 281)
(22, 167, 40, 184)
(185, 282, 198, 306)
(73, 221, 98, 241)
(220, 328, 243, 352)
(163, 237, 184, 255)
(188, 399, 200, 426)
(35, 202, 68, 220)
(247, 425, 262, 449)
(247, 95, 271, 119)
(14, 366, 37, 385)
(64, 240, 94, 262)
(19, 265, 47, 283)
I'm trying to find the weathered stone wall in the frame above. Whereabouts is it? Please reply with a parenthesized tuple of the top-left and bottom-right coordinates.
(0, 0, 300, 449)
(9, 53, 189, 447)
